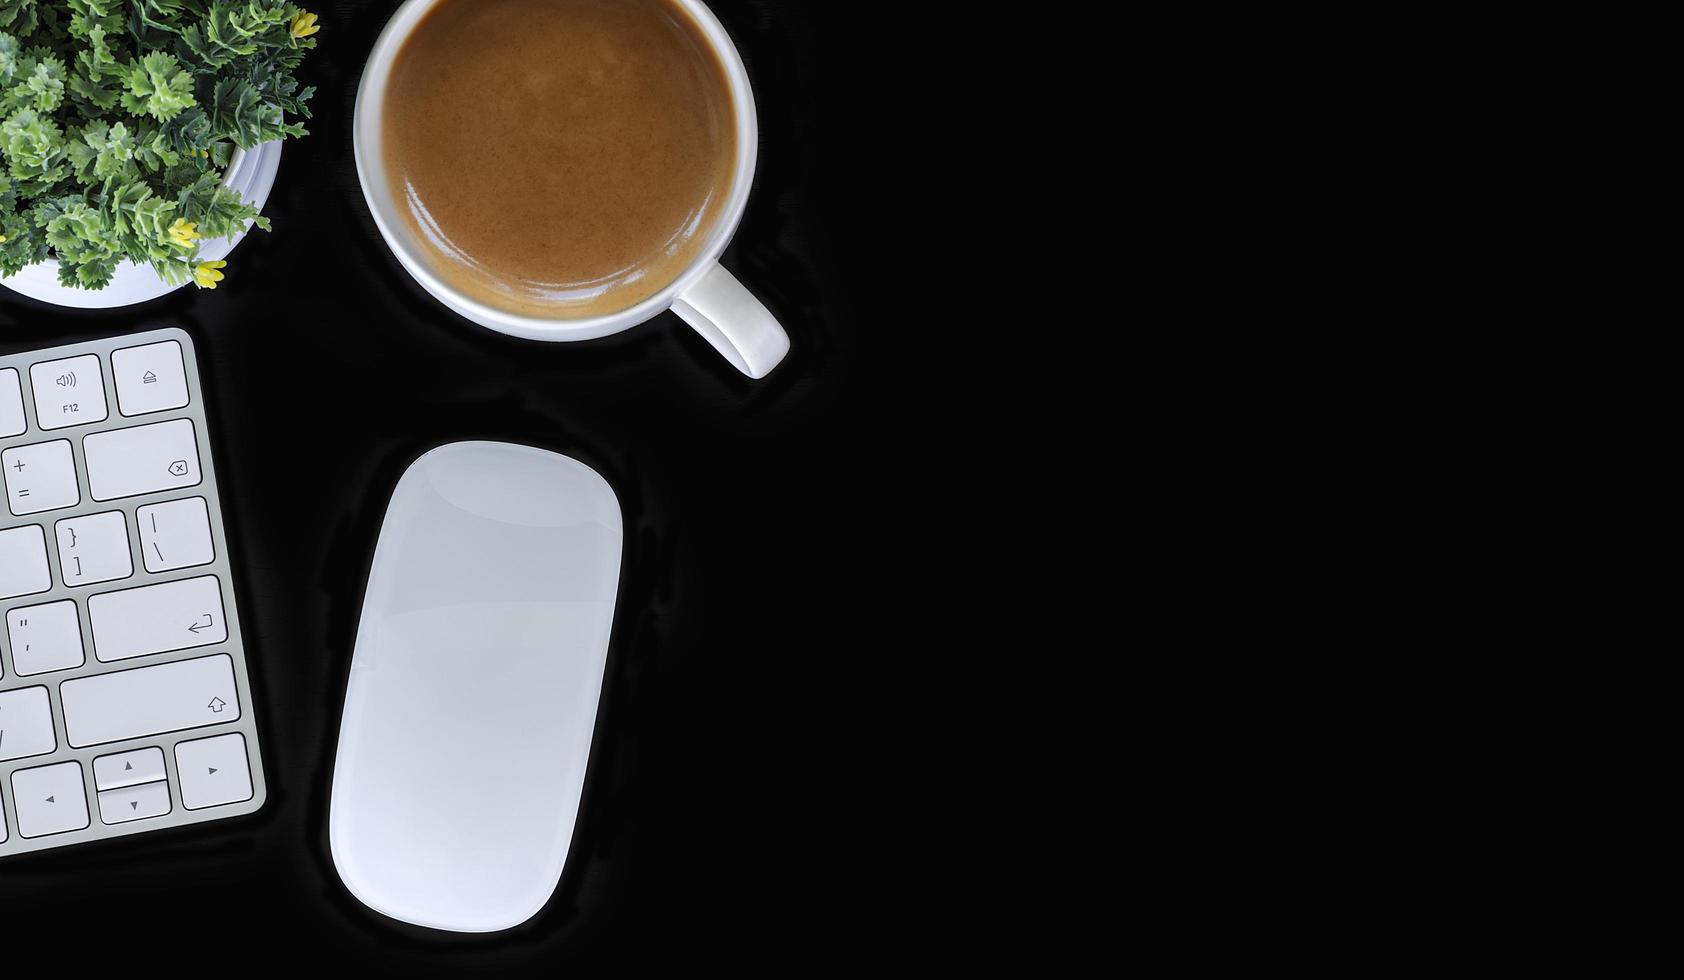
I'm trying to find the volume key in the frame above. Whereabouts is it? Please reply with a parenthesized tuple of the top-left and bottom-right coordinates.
(29, 354, 108, 430)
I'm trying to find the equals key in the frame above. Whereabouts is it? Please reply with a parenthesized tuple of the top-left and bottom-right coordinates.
(2, 439, 79, 514)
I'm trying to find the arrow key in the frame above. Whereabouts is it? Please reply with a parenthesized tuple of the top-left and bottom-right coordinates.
(10, 761, 89, 838)
(176, 733, 253, 810)
(93, 746, 167, 791)
(97, 780, 171, 824)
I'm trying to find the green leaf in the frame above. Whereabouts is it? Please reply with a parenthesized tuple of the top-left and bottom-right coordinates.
(121, 50, 196, 121)
(64, 0, 123, 38)
(175, 168, 263, 239)
(1, 107, 68, 191)
(0, 32, 21, 84)
(0, 3, 45, 38)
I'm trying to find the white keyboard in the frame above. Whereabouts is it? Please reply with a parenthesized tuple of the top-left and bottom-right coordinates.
(0, 328, 265, 857)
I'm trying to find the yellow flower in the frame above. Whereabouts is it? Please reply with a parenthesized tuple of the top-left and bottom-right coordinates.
(193, 260, 227, 289)
(290, 10, 319, 38)
(0, 234, 7, 244)
(168, 218, 201, 247)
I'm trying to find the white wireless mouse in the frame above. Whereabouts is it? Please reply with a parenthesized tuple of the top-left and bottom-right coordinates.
(329, 441, 623, 933)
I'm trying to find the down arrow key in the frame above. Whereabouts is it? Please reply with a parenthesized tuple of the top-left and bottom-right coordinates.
(96, 782, 171, 824)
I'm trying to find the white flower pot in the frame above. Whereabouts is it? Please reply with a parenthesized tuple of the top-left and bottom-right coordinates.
(0, 141, 282, 309)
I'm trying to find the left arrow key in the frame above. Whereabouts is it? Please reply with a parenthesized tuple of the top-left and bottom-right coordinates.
(10, 761, 89, 838)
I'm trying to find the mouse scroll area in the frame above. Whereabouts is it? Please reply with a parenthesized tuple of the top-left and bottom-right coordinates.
(329, 441, 623, 933)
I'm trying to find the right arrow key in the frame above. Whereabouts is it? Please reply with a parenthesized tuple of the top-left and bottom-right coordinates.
(176, 733, 253, 811)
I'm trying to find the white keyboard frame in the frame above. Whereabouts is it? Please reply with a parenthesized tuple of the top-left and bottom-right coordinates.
(0, 328, 265, 857)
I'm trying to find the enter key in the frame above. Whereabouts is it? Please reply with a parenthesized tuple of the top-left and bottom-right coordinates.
(87, 575, 227, 663)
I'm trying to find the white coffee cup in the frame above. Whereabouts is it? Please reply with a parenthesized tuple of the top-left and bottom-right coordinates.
(353, 0, 790, 379)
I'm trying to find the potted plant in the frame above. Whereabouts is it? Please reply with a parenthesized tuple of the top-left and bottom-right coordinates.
(0, 0, 318, 307)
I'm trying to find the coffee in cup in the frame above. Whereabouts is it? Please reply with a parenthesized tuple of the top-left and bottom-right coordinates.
(356, 0, 791, 378)
(383, 0, 737, 319)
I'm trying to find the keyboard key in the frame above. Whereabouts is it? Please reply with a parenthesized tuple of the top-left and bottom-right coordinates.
(94, 747, 168, 791)
(0, 367, 24, 437)
(112, 340, 190, 417)
(60, 653, 240, 748)
(138, 497, 215, 572)
(176, 733, 253, 810)
(6, 600, 84, 676)
(0, 524, 51, 600)
(11, 762, 90, 837)
(55, 510, 133, 586)
(0, 686, 56, 760)
(88, 574, 226, 662)
(3, 439, 79, 515)
(29, 354, 107, 430)
(98, 781, 172, 824)
(82, 418, 201, 501)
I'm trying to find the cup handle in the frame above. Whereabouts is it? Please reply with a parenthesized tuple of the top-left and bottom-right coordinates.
(671, 262, 791, 379)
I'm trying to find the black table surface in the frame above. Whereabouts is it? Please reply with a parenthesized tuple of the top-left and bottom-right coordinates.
(1, 1, 895, 968)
